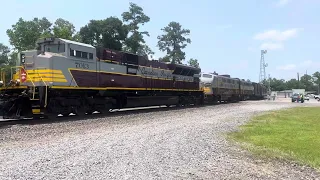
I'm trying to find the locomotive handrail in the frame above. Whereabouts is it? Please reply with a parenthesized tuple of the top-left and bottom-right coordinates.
(15, 66, 48, 107)
(11, 66, 35, 86)
(34, 67, 48, 108)
(11, 66, 36, 98)
(0, 68, 6, 85)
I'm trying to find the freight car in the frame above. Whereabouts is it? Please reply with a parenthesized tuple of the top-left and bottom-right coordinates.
(199, 72, 255, 103)
(0, 37, 204, 120)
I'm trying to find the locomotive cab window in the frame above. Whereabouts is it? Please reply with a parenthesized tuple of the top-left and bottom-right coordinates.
(70, 48, 93, 60)
(202, 74, 212, 78)
(44, 43, 65, 53)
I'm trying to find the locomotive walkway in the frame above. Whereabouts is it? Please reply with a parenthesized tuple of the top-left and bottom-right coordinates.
(0, 100, 319, 179)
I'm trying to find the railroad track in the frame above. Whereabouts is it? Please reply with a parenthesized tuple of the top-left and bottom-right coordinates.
(0, 99, 246, 128)
(0, 103, 211, 127)
(0, 98, 262, 128)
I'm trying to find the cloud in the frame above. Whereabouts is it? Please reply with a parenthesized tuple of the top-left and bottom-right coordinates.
(300, 60, 313, 68)
(276, 64, 296, 70)
(275, 0, 291, 7)
(260, 42, 284, 50)
(253, 28, 301, 42)
(300, 60, 320, 68)
(276, 60, 320, 71)
(253, 28, 302, 51)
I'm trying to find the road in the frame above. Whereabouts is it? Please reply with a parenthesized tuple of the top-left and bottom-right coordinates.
(0, 100, 319, 179)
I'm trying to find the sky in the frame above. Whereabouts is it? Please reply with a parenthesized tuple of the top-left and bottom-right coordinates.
(1, 0, 320, 82)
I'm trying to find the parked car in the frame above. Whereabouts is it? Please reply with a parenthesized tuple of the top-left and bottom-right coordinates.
(304, 95, 310, 101)
(291, 93, 304, 103)
(314, 95, 319, 99)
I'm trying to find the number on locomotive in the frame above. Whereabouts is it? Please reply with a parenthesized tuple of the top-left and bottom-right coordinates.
(75, 62, 89, 69)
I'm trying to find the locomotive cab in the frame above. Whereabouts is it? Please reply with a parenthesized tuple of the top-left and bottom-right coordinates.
(199, 72, 214, 95)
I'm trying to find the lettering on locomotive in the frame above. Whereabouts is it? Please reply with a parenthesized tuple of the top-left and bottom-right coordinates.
(75, 62, 89, 69)
(139, 67, 158, 76)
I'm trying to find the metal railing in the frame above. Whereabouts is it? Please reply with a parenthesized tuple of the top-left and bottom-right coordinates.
(31, 67, 49, 107)
(0, 66, 48, 108)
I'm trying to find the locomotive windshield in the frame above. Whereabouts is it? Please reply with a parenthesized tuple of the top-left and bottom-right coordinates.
(202, 74, 212, 78)
(36, 38, 66, 54)
(43, 43, 65, 53)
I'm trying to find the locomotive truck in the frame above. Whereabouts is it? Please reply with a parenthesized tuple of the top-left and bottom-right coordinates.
(0, 37, 267, 121)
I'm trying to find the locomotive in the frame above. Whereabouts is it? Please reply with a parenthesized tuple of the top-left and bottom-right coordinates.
(0, 37, 203, 120)
(0, 37, 267, 120)
(199, 72, 267, 103)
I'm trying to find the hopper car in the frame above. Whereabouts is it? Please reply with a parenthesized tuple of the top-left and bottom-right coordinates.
(0, 37, 267, 121)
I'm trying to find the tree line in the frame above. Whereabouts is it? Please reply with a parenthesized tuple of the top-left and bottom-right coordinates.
(1, 2, 319, 92)
(0, 2, 200, 70)
(264, 72, 320, 93)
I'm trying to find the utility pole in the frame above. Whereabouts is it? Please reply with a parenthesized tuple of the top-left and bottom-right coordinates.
(297, 72, 300, 89)
(259, 50, 268, 84)
(305, 70, 308, 91)
(268, 74, 271, 93)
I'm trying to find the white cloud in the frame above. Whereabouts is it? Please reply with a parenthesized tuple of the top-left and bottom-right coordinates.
(260, 42, 284, 50)
(276, 60, 320, 71)
(300, 60, 320, 68)
(275, 0, 291, 7)
(253, 28, 301, 42)
(276, 64, 296, 70)
(253, 28, 302, 51)
(300, 60, 313, 68)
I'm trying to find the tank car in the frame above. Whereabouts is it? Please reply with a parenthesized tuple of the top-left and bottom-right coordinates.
(0, 37, 204, 120)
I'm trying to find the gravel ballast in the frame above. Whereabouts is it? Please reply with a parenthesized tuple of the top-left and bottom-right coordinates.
(0, 101, 320, 179)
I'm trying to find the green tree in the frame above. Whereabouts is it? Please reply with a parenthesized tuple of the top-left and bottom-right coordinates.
(312, 71, 320, 93)
(72, 32, 82, 42)
(273, 78, 286, 91)
(79, 17, 128, 50)
(159, 56, 170, 63)
(136, 44, 154, 59)
(299, 74, 313, 91)
(53, 18, 76, 40)
(6, 17, 52, 51)
(0, 44, 17, 83)
(121, 2, 153, 56)
(286, 78, 299, 90)
(187, 58, 200, 68)
(157, 21, 191, 64)
(0, 43, 10, 66)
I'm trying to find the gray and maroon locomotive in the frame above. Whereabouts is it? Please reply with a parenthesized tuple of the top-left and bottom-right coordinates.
(0, 37, 266, 120)
(0, 37, 203, 120)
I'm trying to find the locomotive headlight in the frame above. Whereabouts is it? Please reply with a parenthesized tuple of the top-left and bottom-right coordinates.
(15, 79, 20, 86)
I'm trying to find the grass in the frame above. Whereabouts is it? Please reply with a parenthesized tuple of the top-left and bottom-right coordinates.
(229, 107, 320, 169)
